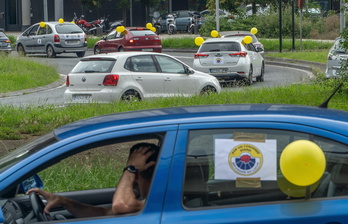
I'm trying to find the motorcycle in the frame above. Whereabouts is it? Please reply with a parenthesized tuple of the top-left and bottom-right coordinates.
(151, 11, 162, 35)
(166, 12, 177, 35)
(75, 14, 103, 35)
(88, 15, 110, 35)
(187, 12, 201, 34)
(108, 19, 124, 33)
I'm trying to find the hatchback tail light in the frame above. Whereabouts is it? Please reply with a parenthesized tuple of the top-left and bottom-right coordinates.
(103, 74, 119, 86)
(5, 40, 10, 43)
(54, 35, 60, 43)
(66, 75, 70, 86)
(84, 34, 87, 43)
(229, 51, 247, 57)
(194, 53, 209, 59)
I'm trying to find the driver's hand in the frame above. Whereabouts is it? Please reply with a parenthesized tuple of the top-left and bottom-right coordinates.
(126, 146, 156, 172)
(27, 188, 65, 214)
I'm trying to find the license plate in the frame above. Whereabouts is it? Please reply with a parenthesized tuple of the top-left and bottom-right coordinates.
(210, 68, 228, 73)
(66, 40, 79, 45)
(142, 48, 153, 51)
(73, 94, 92, 101)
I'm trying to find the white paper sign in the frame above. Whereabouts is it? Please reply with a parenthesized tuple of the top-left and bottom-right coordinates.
(214, 139, 277, 180)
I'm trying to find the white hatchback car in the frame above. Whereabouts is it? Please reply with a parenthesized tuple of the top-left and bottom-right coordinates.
(64, 52, 221, 103)
(325, 37, 347, 78)
(193, 37, 264, 85)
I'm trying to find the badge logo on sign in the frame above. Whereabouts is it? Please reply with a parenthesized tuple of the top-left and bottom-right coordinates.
(228, 144, 263, 176)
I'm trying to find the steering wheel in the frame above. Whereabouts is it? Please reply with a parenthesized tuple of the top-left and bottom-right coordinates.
(29, 192, 52, 222)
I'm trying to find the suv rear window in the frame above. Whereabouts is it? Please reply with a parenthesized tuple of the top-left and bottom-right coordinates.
(55, 24, 84, 34)
(129, 30, 156, 36)
(199, 42, 241, 52)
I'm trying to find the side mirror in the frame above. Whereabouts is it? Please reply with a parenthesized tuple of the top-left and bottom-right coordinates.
(185, 67, 194, 74)
(256, 47, 264, 53)
(18, 174, 44, 194)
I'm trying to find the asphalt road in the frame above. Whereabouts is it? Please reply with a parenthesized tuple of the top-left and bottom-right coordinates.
(0, 51, 311, 107)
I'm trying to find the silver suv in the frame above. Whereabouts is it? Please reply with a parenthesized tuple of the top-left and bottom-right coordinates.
(16, 21, 87, 58)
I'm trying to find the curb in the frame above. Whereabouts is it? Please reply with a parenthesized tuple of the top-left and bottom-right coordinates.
(1, 74, 66, 98)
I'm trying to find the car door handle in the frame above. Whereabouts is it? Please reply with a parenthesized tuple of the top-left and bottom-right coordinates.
(135, 77, 143, 81)
(164, 78, 171, 81)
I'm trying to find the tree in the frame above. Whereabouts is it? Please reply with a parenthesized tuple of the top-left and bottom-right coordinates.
(81, 0, 110, 9)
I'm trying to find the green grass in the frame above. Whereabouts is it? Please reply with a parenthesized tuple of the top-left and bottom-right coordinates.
(0, 81, 346, 141)
(0, 56, 60, 93)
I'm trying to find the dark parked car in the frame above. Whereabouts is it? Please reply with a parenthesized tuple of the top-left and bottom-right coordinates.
(1, 101, 348, 223)
(94, 27, 162, 54)
(161, 10, 202, 33)
(0, 29, 12, 55)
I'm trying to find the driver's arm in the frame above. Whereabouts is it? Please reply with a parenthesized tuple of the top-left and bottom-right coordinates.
(26, 188, 113, 218)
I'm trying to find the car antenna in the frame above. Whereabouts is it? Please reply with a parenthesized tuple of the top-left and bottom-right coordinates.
(318, 82, 343, 108)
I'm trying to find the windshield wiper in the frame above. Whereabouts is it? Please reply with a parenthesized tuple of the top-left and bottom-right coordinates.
(84, 70, 98, 73)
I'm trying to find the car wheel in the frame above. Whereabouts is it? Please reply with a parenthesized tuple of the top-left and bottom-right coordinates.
(76, 51, 85, 57)
(121, 90, 141, 102)
(200, 85, 217, 95)
(244, 65, 253, 86)
(256, 62, 265, 82)
(94, 46, 101, 55)
(17, 44, 26, 56)
(46, 45, 56, 58)
(118, 47, 124, 52)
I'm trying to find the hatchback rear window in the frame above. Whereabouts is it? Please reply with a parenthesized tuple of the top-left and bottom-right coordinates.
(55, 24, 84, 34)
(129, 30, 156, 36)
(199, 42, 241, 52)
(71, 59, 116, 73)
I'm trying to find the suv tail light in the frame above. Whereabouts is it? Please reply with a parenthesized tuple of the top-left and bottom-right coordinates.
(194, 53, 209, 59)
(229, 51, 247, 57)
(54, 35, 60, 43)
(103, 74, 119, 86)
(66, 75, 70, 86)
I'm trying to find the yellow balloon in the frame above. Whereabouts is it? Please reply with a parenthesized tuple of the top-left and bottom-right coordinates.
(194, 37, 204, 46)
(39, 22, 46, 28)
(58, 18, 64, 24)
(71, 21, 75, 24)
(280, 140, 326, 187)
(243, 36, 252, 44)
(146, 23, 153, 29)
(211, 30, 219, 38)
(151, 27, 156, 33)
(251, 27, 258, 35)
(116, 26, 125, 33)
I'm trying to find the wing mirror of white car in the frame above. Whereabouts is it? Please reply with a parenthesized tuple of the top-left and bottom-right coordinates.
(256, 47, 264, 53)
(185, 67, 194, 74)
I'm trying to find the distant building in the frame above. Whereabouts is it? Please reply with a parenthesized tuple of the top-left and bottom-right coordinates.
(0, 0, 206, 31)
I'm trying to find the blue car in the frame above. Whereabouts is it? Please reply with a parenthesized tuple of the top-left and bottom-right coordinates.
(1, 103, 348, 223)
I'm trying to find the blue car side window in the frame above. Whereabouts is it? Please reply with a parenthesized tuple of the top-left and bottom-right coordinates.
(183, 128, 348, 208)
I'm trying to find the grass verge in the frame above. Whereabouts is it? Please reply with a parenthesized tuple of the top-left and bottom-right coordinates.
(0, 81, 346, 141)
(0, 55, 60, 94)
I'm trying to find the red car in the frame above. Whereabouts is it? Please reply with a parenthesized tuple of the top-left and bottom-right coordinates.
(93, 27, 162, 54)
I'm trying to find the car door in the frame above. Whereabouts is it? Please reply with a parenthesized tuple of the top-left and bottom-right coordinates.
(101, 30, 119, 53)
(245, 43, 263, 75)
(154, 55, 197, 97)
(0, 126, 178, 223)
(129, 55, 165, 98)
(31, 24, 49, 53)
(20, 25, 40, 52)
(162, 122, 348, 223)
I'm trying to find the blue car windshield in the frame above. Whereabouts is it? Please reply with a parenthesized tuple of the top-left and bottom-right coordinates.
(0, 132, 57, 172)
